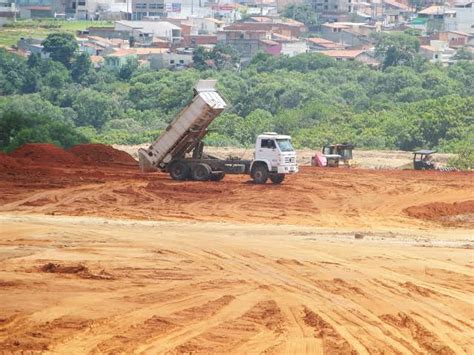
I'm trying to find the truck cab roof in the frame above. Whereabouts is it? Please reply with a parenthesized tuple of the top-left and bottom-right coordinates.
(258, 133, 291, 140)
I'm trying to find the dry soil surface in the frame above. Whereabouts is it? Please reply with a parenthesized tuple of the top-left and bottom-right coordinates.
(0, 144, 473, 354)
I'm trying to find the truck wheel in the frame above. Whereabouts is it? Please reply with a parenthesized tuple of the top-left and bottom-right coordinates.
(192, 163, 211, 181)
(252, 164, 268, 184)
(270, 174, 285, 184)
(169, 161, 190, 181)
(210, 172, 225, 181)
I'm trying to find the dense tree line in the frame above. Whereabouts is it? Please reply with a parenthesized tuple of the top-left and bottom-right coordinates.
(0, 32, 473, 157)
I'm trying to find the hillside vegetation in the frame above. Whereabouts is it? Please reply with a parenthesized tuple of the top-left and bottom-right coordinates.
(0, 31, 473, 158)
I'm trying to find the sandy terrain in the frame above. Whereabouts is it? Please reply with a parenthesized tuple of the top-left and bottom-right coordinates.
(0, 144, 473, 354)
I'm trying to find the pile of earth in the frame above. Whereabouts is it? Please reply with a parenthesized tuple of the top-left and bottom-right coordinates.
(404, 200, 474, 224)
(0, 152, 21, 170)
(3, 144, 137, 169)
(10, 144, 80, 165)
(69, 144, 137, 166)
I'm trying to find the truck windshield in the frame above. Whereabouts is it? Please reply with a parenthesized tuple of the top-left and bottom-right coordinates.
(276, 139, 294, 152)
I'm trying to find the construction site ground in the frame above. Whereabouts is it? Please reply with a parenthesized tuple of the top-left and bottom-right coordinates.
(0, 144, 473, 354)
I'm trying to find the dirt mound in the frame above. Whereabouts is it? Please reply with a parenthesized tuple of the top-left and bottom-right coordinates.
(404, 200, 474, 221)
(10, 144, 80, 165)
(0, 152, 21, 170)
(40, 263, 115, 280)
(40, 263, 87, 274)
(69, 144, 137, 166)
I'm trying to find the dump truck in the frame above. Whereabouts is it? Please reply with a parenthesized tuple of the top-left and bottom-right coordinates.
(138, 80, 298, 184)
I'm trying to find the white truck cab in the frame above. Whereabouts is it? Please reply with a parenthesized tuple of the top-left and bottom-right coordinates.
(250, 132, 299, 184)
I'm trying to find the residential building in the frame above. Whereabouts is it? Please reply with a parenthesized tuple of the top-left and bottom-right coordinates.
(131, 0, 165, 20)
(0, 0, 17, 26)
(306, 37, 345, 51)
(414, 6, 457, 32)
(382, 0, 414, 25)
(259, 39, 282, 56)
(217, 29, 269, 58)
(17, 37, 50, 58)
(223, 20, 306, 38)
(318, 49, 379, 65)
(310, 0, 353, 22)
(182, 34, 218, 47)
(104, 49, 138, 68)
(115, 20, 182, 44)
(447, 1, 474, 33)
(420, 40, 456, 64)
(149, 50, 193, 69)
(320, 22, 377, 47)
(17, 0, 64, 18)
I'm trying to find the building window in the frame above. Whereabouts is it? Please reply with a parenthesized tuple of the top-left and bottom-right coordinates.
(135, 3, 147, 9)
(179, 59, 184, 64)
(324, 5, 328, 9)
(170, 59, 175, 64)
(334, 5, 338, 9)
(78, 1, 85, 5)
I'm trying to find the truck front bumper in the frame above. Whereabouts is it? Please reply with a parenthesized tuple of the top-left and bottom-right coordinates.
(277, 164, 299, 174)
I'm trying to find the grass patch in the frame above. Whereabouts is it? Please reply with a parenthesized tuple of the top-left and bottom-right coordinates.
(0, 19, 113, 47)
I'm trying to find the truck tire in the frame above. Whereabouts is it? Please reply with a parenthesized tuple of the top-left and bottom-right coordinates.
(192, 163, 212, 181)
(210, 172, 225, 181)
(270, 174, 285, 184)
(252, 164, 268, 184)
(169, 161, 190, 181)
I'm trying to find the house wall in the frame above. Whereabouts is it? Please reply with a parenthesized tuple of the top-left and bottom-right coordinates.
(281, 41, 307, 56)
(149, 52, 193, 69)
(131, 0, 165, 20)
(445, 7, 474, 33)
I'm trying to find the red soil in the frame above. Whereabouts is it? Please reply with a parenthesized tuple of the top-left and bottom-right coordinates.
(0, 152, 21, 170)
(404, 200, 474, 220)
(10, 144, 80, 165)
(69, 144, 137, 166)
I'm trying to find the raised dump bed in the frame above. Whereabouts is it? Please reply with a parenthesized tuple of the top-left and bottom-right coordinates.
(138, 80, 226, 172)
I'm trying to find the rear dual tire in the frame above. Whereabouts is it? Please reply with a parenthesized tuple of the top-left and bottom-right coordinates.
(169, 161, 190, 181)
(192, 163, 212, 181)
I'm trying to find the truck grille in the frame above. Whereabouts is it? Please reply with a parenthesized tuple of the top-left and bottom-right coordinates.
(284, 157, 295, 163)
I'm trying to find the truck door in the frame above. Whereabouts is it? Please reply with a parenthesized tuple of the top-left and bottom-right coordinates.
(258, 139, 279, 168)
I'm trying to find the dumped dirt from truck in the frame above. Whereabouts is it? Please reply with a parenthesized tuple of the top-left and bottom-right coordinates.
(69, 144, 137, 166)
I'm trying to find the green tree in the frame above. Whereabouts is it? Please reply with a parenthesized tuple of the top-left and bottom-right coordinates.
(118, 57, 139, 81)
(210, 43, 240, 70)
(453, 47, 473, 61)
(42, 33, 79, 68)
(283, 2, 319, 28)
(72, 89, 122, 128)
(0, 110, 88, 152)
(71, 52, 92, 82)
(374, 32, 421, 69)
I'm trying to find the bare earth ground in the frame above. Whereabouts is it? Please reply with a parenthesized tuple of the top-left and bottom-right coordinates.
(0, 146, 473, 354)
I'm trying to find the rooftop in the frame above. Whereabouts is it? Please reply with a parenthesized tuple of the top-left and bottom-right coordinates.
(115, 21, 181, 33)
(418, 6, 456, 15)
(383, 0, 411, 11)
(318, 50, 365, 58)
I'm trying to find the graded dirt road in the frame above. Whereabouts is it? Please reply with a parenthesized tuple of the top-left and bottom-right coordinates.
(0, 144, 473, 354)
